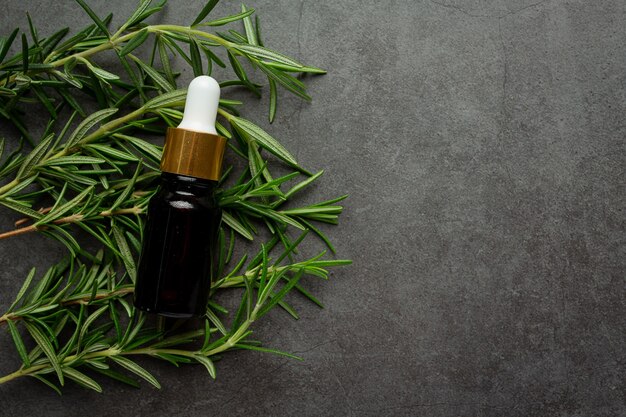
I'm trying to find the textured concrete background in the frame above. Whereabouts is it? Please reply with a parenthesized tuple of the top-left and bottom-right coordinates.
(0, 0, 624, 416)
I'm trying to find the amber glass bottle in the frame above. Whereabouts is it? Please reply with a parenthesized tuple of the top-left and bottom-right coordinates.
(134, 76, 226, 318)
(134, 173, 221, 317)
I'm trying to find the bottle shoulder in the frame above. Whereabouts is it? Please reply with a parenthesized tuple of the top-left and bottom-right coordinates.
(152, 174, 219, 210)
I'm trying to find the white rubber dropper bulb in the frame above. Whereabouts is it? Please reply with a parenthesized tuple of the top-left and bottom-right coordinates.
(177, 76, 220, 135)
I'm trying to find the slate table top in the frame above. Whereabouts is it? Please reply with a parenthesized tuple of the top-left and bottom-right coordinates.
(0, 1, 624, 416)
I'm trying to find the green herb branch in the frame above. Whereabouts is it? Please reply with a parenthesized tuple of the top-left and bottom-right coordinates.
(0, 244, 349, 391)
(0, 0, 349, 393)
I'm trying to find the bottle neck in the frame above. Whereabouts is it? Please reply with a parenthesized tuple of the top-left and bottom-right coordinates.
(160, 172, 218, 194)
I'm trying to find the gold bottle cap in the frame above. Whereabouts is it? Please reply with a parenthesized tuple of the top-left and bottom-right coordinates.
(160, 127, 226, 181)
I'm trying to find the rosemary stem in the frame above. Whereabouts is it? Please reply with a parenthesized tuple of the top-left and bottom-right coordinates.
(0, 223, 39, 239)
(0, 179, 19, 199)
(48, 106, 147, 161)
(219, 265, 287, 287)
(0, 31, 140, 88)
(0, 213, 82, 239)
(47, 24, 230, 69)
(0, 207, 143, 240)
(148, 25, 231, 48)
(0, 272, 264, 326)
(204, 313, 259, 356)
(0, 348, 120, 384)
(47, 31, 139, 67)
(0, 24, 231, 88)
(0, 286, 134, 326)
(0, 320, 256, 385)
(0, 106, 148, 201)
(0, 369, 25, 385)
(217, 107, 234, 121)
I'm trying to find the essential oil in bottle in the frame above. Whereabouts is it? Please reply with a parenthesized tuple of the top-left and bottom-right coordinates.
(134, 76, 226, 318)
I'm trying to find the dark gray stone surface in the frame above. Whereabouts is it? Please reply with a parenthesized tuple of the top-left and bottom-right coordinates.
(0, 0, 624, 416)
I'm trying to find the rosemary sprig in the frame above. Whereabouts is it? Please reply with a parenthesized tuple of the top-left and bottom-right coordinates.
(0, 244, 350, 391)
(0, 242, 349, 327)
(0, 0, 349, 393)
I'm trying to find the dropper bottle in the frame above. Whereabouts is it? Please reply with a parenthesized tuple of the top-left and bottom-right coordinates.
(134, 76, 226, 318)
